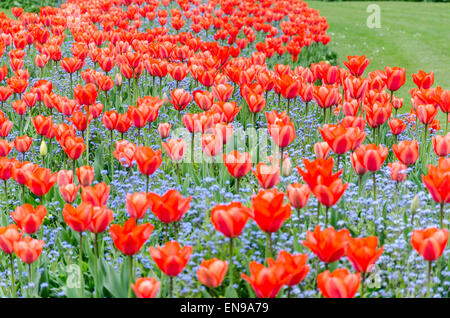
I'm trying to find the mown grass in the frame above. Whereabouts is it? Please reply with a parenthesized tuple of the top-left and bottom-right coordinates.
(0, 9, 13, 18)
(307, 1, 450, 117)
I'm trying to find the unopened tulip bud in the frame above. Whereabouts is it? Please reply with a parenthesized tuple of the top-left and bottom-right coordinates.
(411, 195, 420, 213)
(40, 140, 47, 156)
(282, 157, 292, 177)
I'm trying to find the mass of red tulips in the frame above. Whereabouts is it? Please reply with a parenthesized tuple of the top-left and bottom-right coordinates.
(0, 0, 447, 299)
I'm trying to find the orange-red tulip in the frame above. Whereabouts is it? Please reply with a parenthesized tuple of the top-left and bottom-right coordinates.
(317, 268, 360, 298)
(303, 225, 350, 263)
(197, 258, 228, 288)
(250, 189, 291, 233)
(345, 236, 384, 273)
(211, 202, 251, 238)
(0, 224, 22, 254)
(132, 277, 160, 298)
(13, 237, 45, 264)
(148, 189, 191, 224)
(110, 218, 154, 256)
(11, 204, 47, 235)
(392, 140, 419, 166)
(149, 241, 192, 277)
(411, 228, 449, 261)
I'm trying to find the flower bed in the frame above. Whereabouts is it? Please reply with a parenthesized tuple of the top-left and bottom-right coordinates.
(0, 0, 448, 298)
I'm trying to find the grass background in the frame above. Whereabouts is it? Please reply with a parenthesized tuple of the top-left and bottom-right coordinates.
(307, 1, 450, 116)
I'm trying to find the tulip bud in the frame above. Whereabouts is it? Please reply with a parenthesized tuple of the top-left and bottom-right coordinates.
(282, 157, 292, 177)
(411, 195, 420, 213)
(40, 140, 47, 156)
(115, 73, 122, 87)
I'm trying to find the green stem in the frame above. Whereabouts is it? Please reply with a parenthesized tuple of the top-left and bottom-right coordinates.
(427, 261, 432, 298)
(229, 238, 233, 286)
(9, 253, 16, 298)
(266, 232, 273, 259)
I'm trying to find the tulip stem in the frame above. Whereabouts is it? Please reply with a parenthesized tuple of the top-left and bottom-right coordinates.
(427, 261, 432, 298)
(129, 255, 133, 298)
(9, 253, 16, 298)
(317, 203, 321, 225)
(440, 202, 444, 229)
(110, 130, 114, 181)
(169, 276, 174, 298)
(287, 99, 290, 116)
(85, 105, 90, 165)
(28, 263, 32, 297)
(79, 232, 83, 297)
(266, 232, 273, 259)
(72, 159, 76, 184)
(360, 272, 366, 298)
(325, 206, 329, 228)
(146, 175, 150, 193)
(279, 147, 284, 174)
(191, 132, 195, 164)
(229, 238, 234, 286)
(235, 178, 240, 194)
(372, 172, 377, 199)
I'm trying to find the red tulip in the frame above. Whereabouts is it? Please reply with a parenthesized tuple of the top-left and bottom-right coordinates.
(11, 204, 47, 235)
(149, 241, 192, 276)
(241, 261, 289, 298)
(223, 151, 253, 179)
(162, 139, 186, 162)
(352, 144, 388, 172)
(13, 237, 45, 264)
(197, 258, 228, 288)
(388, 161, 408, 183)
(317, 268, 360, 298)
(74, 83, 98, 106)
(411, 228, 449, 261)
(392, 140, 419, 166)
(286, 183, 311, 210)
(343, 55, 369, 77)
(148, 189, 191, 224)
(63, 202, 94, 232)
(211, 202, 251, 238)
(76, 165, 94, 186)
(346, 236, 384, 273)
(267, 250, 310, 286)
(0, 224, 22, 254)
(132, 277, 160, 298)
(412, 70, 434, 90)
(59, 183, 80, 203)
(135, 146, 162, 176)
(250, 189, 291, 233)
(303, 225, 350, 263)
(384, 66, 406, 92)
(81, 182, 110, 207)
(252, 162, 280, 189)
(110, 218, 154, 256)
(432, 133, 450, 157)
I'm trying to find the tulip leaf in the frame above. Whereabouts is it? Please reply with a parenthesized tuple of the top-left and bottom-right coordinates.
(94, 144, 104, 182)
(224, 285, 238, 298)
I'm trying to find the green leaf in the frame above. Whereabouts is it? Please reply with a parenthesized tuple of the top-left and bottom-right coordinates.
(94, 144, 104, 182)
(224, 285, 238, 298)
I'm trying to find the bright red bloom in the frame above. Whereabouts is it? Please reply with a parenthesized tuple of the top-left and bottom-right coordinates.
(286, 183, 311, 210)
(11, 204, 47, 235)
(149, 241, 192, 277)
(81, 182, 110, 207)
(212, 101, 241, 123)
(250, 189, 291, 233)
(313, 85, 339, 109)
(343, 55, 369, 77)
(433, 133, 450, 157)
(384, 66, 406, 92)
(13, 237, 45, 264)
(267, 250, 310, 286)
(74, 83, 98, 106)
(268, 119, 296, 148)
(346, 236, 384, 273)
(252, 163, 280, 189)
(162, 139, 186, 162)
(110, 218, 154, 256)
(241, 261, 289, 298)
(59, 183, 80, 203)
(352, 144, 388, 172)
(392, 140, 419, 166)
(0, 139, 14, 156)
(63, 202, 94, 232)
(0, 224, 22, 254)
(317, 268, 360, 298)
(223, 151, 253, 179)
(26, 167, 57, 196)
(388, 161, 408, 183)
(314, 141, 331, 159)
(89, 206, 114, 234)
(148, 189, 191, 224)
(303, 225, 350, 263)
(132, 277, 160, 298)
(388, 118, 407, 136)
(412, 70, 434, 90)
(411, 228, 449, 261)
(197, 258, 228, 288)
(169, 88, 192, 111)
(76, 165, 94, 187)
(135, 146, 162, 176)
(421, 157, 450, 204)
(126, 192, 152, 219)
(416, 104, 439, 125)
(210, 202, 251, 238)
(201, 133, 222, 157)
(319, 124, 366, 154)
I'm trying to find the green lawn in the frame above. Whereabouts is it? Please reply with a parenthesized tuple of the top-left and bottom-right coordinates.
(307, 1, 450, 114)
